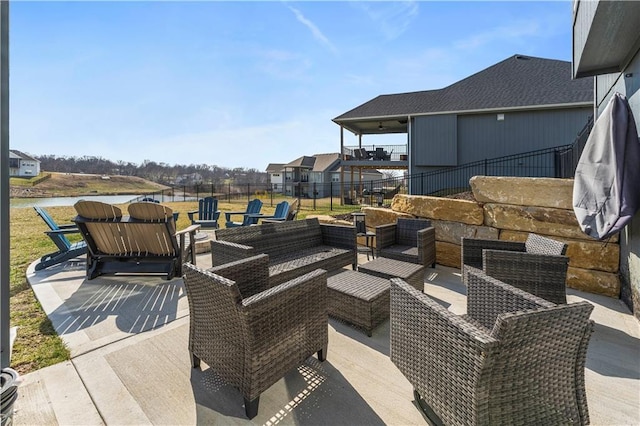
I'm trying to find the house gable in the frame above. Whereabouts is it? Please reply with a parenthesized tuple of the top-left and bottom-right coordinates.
(9, 149, 41, 177)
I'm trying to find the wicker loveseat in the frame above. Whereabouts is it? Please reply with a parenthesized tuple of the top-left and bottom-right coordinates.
(461, 233, 569, 304)
(390, 268, 594, 425)
(211, 218, 357, 285)
(182, 255, 328, 419)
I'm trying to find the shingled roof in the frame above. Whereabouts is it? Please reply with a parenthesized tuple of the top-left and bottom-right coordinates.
(9, 149, 39, 163)
(333, 54, 593, 134)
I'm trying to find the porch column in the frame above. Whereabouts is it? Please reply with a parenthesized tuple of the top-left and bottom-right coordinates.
(340, 126, 344, 205)
(358, 134, 362, 201)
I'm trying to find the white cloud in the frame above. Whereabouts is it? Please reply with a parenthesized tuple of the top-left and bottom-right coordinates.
(256, 48, 313, 80)
(356, 1, 419, 41)
(288, 6, 338, 54)
(343, 73, 376, 87)
(454, 20, 545, 50)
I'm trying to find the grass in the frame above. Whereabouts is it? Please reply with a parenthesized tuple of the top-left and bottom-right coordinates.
(11, 172, 169, 198)
(9, 197, 362, 374)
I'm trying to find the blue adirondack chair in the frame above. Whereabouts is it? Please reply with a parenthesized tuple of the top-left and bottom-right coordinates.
(188, 196, 220, 229)
(225, 199, 263, 228)
(34, 206, 87, 270)
(248, 201, 290, 224)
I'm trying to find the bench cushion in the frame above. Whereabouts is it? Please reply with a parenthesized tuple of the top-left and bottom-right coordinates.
(268, 245, 353, 285)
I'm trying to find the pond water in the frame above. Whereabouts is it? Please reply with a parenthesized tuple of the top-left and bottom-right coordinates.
(10, 194, 139, 208)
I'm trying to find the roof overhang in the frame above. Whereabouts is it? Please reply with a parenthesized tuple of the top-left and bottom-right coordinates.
(573, 0, 640, 78)
(332, 116, 408, 135)
(333, 102, 593, 136)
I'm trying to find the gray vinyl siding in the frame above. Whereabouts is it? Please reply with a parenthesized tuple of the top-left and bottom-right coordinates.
(456, 108, 593, 164)
(595, 58, 640, 117)
(411, 115, 457, 167)
(572, 0, 598, 75)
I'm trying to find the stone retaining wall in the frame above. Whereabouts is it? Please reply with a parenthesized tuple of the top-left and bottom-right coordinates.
(363, 176, 621, 298)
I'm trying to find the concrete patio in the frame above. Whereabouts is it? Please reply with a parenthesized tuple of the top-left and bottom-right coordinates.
(11, 251, 640, 425)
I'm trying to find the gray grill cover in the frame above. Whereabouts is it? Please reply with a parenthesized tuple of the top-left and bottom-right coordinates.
(573, 93, 640, 240)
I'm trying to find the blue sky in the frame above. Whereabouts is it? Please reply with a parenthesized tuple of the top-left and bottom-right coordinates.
(10, 1, 574, 170)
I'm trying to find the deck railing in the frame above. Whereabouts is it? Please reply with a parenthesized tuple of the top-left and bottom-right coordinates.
(343, 144, 408, 161)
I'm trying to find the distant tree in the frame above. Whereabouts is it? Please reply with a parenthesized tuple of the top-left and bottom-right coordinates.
(32, 154, 268, 187)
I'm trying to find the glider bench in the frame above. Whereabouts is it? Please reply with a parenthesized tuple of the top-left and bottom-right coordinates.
(73, 200, 200, 280)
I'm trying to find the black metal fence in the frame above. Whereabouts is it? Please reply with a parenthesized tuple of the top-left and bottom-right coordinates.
(129, 181, 375, 212)
(361, 115, 595, 198)
(135, 116, 594, 210)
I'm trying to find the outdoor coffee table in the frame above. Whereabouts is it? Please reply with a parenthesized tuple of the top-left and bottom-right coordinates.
(358, 257, 425, 292)
(327, 270, 390, 336)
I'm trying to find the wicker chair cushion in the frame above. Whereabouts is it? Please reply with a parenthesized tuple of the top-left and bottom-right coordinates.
(379, 245, 418, 258)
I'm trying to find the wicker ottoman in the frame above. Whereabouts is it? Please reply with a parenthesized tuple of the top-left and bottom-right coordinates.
(358, 257, 425, 292)
(327, 270, 390, 336)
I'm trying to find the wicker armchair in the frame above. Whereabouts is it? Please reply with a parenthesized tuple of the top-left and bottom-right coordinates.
(461, 233, 569, 304)
(390, 268, 594, 426)
(182, 255, 328, 419)
(375, 218, 436, 267)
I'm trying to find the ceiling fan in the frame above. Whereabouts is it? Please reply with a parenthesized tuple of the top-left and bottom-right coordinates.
(378, 122, 386, 131)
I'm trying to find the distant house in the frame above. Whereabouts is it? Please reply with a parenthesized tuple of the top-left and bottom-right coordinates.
(174, 172, 203, 186)
(334, 54, 594, 193)
(275, 153, 383, 198)
(266, 163, 285, 193)
(9, 150, 40, 177)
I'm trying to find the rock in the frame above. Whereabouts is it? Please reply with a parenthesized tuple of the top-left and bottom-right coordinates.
(306, 215, 352, 226)
(567, 266, 620, 298)
(436, 241, 461, 268)
(361, 207, 412, 230)
(470, 176, 574, 209)
(433, 220, 499, 245)
(391, 194, 484, 225)
(483, 203, 596, 240)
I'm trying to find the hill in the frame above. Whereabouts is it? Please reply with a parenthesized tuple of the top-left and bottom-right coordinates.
(10, 172, 170, 198)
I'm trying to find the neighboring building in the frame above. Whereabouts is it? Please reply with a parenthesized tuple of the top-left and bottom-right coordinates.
(266, 163, 285, 193)
(174, 172, 203, 186)
(9, 150, 40, 177)
(573, 0, 640, 317)
(334, 54, 594, 194)
(278, 153, 383, 198)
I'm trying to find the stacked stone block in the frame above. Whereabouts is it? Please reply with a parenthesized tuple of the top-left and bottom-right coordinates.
(363, 176, 620, 298)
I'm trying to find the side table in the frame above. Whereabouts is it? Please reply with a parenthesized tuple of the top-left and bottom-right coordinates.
(357, 231, 376, 260)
